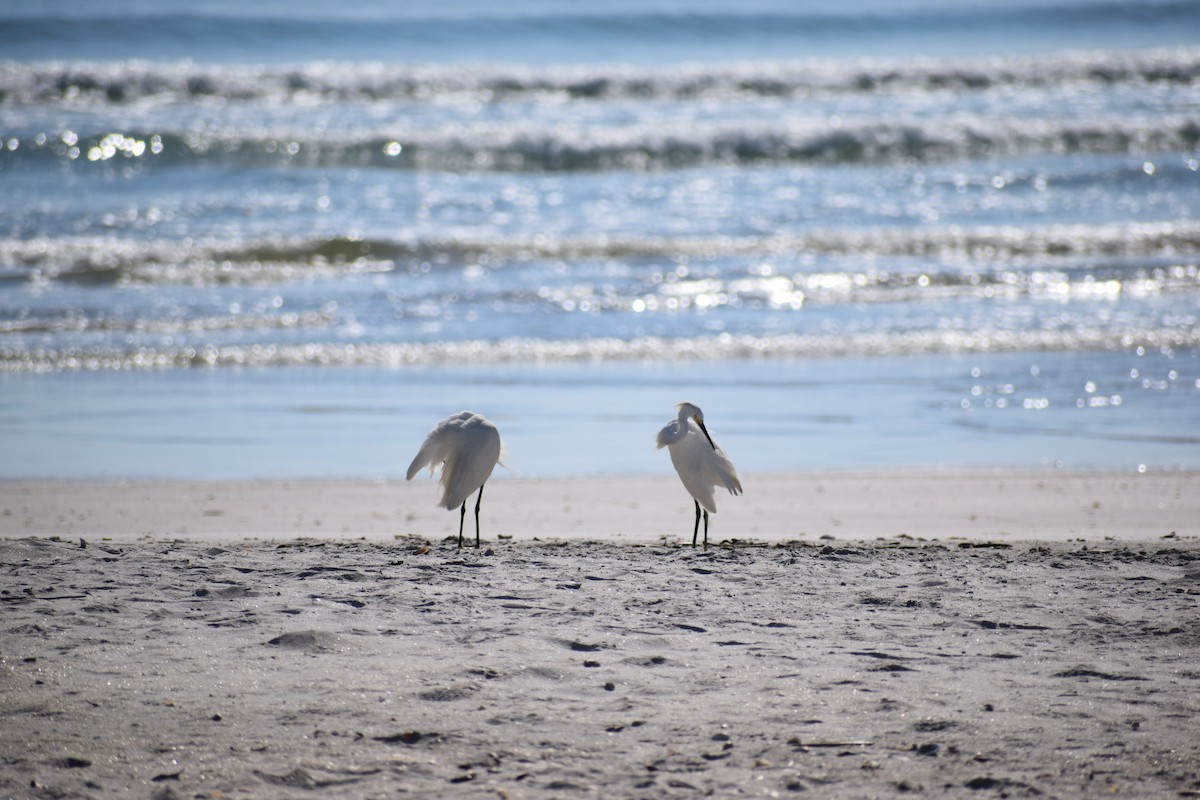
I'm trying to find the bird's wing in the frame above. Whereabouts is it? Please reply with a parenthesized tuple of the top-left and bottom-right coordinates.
(655, 419, 680, 450)
(439, 418, 502, 509)
(405, 432, 447, 481)
(405, 412, 474, 480)
(668, 428, 721, 513)
(710, 444, 743, 496)
(669, 426, 743, 513)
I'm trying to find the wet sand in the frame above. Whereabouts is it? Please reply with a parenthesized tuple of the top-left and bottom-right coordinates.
(2, 472, 1199, 798)
(1, 470, 1196, 542)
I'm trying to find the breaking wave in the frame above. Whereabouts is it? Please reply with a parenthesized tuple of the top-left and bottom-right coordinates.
(3, 222, 1198, 285)
(3, 327, 1198, 373)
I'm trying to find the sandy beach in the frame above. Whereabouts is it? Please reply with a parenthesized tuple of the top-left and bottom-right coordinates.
(2, 471, 1199, 799)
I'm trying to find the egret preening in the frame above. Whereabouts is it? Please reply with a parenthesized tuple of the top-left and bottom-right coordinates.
(406, 411, 503, 549)
(656, 402, 742, 548)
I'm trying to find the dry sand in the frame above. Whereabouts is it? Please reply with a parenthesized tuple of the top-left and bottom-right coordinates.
(2, 471, 1199, 799)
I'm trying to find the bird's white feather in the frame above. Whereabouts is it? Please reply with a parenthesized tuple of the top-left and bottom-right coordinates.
(656, 403, 742, 514)
(406, 411, 502, 510)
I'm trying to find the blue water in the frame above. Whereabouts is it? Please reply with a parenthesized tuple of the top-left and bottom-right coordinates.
(4, 1, 1199, 64)
(1, 351, 1195, 480)
(1, 0, 1198, 479)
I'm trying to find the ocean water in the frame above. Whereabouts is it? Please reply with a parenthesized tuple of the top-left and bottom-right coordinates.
(1, 0, 1198, 480)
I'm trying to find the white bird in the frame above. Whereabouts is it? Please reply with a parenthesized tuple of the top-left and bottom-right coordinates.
(406, 411, 503, 549)
(656, 402, 742, 548)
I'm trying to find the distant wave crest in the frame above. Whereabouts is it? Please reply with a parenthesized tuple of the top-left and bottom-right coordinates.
(2, 48, 1198, 106)
(4, 118, 1198, 172)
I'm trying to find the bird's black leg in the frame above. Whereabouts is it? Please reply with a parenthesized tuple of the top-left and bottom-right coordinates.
(692, 500, 701, 547)
(457, 501, 466, 549)
(474, 484, 485, 549)
(703, 509, 710, 550)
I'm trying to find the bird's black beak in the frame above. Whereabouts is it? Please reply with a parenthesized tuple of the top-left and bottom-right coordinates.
(695, 416, 717, 450)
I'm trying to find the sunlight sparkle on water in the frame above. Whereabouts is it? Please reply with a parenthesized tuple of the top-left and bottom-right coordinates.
(86, 132, 147, 161)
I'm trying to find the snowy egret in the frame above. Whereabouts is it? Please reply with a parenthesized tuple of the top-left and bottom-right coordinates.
(656, 402, 743, 548)
(406, 411, 503, 549)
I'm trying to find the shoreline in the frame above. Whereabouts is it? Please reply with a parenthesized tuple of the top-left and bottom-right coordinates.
(2, 469, 1196, 543)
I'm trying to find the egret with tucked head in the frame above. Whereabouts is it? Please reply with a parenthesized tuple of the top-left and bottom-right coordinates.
(656, 402, 742, 548)
(406, 411, 503, 548)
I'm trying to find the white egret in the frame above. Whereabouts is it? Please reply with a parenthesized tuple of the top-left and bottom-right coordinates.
(406, 411, 503, 549)
(656, 402, 742, 548)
